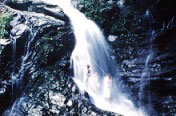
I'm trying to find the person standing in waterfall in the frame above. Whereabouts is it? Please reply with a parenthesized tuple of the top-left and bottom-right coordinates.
(87, 64, 91, 77)
(102, 74, 112, 100)
(86, 64, 91, 87)
(86, 65, 100, 93)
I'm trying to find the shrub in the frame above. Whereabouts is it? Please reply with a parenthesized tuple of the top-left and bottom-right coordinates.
(78, 0, 120, 35)
(0, 13, 13, 39)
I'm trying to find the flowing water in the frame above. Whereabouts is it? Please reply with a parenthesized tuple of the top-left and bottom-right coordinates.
(138, 10, 155, 114)
(138, 54, 153, 107)
(7, 30, 38, 115)
(138, 29, 155, 115)
(11, 36, 16, 99)
(43, 0, 146, 115)
(10, 29, 37, 102)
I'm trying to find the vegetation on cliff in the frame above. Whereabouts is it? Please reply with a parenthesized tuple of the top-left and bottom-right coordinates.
(0, 12, 12, 39)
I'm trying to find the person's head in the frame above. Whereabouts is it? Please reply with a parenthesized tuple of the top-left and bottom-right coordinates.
(87, 64, 90, 69)
(107, 74, 110, 77)
(108, 74, 112, 80)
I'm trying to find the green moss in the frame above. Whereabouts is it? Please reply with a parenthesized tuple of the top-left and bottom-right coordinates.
(0, 13, 13, 39)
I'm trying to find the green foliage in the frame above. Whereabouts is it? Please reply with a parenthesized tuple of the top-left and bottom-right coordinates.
(0, 13, 13, 39)
(40, 43, 54, 65)
(42, 35, 53, 41)
(0, 46, 2, 54)
(34, 35, 57, 66)
(12, 0, 18, 3)
(78, 0, 120, 35)
(78, 0, 146, 36)
(27, 6, 33, 12)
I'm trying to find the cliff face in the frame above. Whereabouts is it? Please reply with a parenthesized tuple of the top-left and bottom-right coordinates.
(0, 3, 71, 114)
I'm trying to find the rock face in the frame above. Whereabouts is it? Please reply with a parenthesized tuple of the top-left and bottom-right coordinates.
(0, 8, 69, 114)
(106, 0, 176, 115)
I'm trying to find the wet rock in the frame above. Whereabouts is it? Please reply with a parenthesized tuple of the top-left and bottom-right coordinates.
(10, 24, 30, 38)
(6, 0, 32, 11)
(72, 85, 76, 93)
(66, 100, 72, 107)
(10, 15, 25, 27)
(0, 5, 70, 115)
(108, 35, 117, 42)
(0, 39, 11, 45)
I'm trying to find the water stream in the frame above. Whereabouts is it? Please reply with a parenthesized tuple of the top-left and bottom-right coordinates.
(10, 29, 37, 99)
(138, 10, 155, 114)
(10, 36, 16, 100)
(7, 30, 38, 115)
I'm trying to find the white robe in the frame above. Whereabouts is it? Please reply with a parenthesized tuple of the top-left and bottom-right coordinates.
(102, 76, 112, 99)
(87, 73, 100, 93)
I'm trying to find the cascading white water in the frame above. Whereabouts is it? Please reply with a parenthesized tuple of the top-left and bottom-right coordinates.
(138, 10, 155, 112)
(10, 29, 36, 97)
(11, 37, 16, 99)
(43, 0, 146, 115)
(8, 30, 37, 116)
(9, 97, 25, 116)
(138, 27, 155, 114)
(138, 54, 153, 107)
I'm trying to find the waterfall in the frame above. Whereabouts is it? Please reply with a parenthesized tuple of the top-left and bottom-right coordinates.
(139, 30, 155, 115)
(11, 37, 16, 99)
(9, 97, 25, 116)
(42, 0, 146, 115)
(11, 38, 16, 63)
(10, 29, 37, 99)
(138, 54, 153, 107)
(6, 30, 37, 116)
(138, 10, 156, 114)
